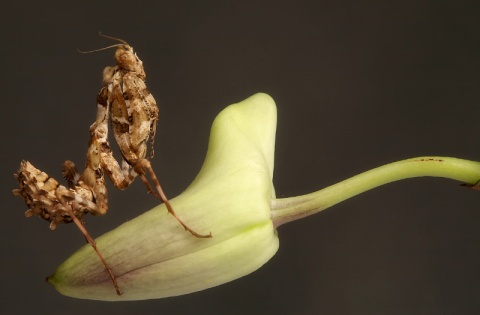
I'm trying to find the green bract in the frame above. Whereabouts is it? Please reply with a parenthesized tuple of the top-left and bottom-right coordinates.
(47, 92, 480, 301)
(48, 93, 279, 301)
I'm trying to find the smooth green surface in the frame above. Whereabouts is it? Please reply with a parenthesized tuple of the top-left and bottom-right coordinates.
(271, 157, 480, 226)
(49, 93, 480, 301)
(49, 93, 279, 301)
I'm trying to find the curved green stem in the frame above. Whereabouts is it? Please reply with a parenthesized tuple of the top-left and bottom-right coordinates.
(271, 156, 480, 227)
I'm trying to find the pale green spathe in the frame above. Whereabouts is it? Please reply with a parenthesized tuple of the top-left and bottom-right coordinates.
(48, 93, 279, 301)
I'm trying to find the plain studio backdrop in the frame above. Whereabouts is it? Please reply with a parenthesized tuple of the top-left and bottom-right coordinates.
(2, 1, 480, 314)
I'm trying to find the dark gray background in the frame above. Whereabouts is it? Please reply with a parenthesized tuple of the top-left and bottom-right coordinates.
(2, 1, 480, 314)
